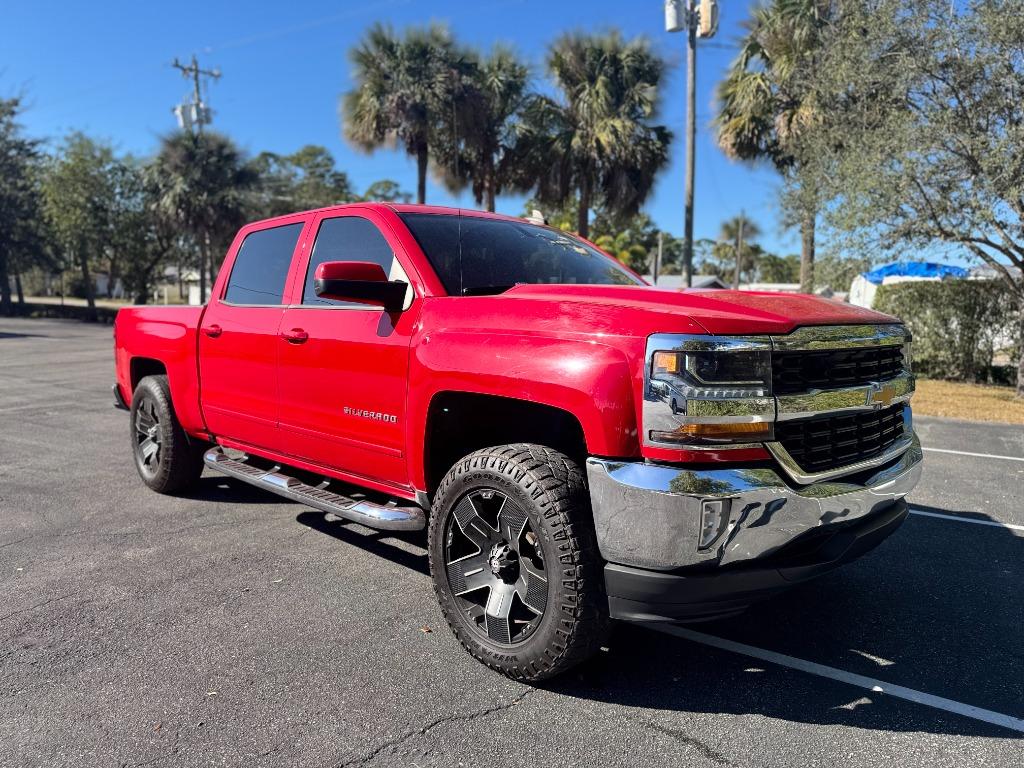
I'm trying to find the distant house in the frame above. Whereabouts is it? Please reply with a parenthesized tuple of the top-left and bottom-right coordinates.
(740, 282, 802, 294)
(647, 274, 729, 290)
(849, 262, 969, 308)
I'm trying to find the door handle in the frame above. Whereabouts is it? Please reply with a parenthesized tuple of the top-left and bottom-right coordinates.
(281, 328, 308, 344)
(203, 324, 222, 338)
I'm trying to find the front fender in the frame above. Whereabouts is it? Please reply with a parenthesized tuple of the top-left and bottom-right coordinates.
(407, 330, 639, 490)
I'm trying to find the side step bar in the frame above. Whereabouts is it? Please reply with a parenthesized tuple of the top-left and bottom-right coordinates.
(204, 448, 426, 531)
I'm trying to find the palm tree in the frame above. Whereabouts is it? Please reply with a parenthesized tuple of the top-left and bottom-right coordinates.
(342, 23, 472, 205)
(716, 0, 831, 292)
(712, 215, 763, 287)
(523, 31, 672, 239)
(153, 131, 256, 303)
(437, 46, 532, 212)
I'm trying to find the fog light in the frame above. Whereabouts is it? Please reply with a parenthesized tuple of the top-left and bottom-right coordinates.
(699, 499, 732, 550)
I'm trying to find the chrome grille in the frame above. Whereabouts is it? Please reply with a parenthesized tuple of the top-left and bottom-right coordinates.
(772, 345, 905, 395)
(774, 404, 906, 475)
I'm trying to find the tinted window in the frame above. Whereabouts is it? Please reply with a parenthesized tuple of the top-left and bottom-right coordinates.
(400, 213, 642, 295)
(224, 222, 303, 305)
(303, 216, 396, 306)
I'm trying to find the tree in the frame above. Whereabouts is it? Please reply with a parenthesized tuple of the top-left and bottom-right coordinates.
(112, 159, 184, 305)
(716, 217, 765, 288)
(436, 46, 532, 211)
(153, 131, 256, 303)
(592, 211, 660, 274)
(715, 0, 833, 292)
(0, 98, 46, 315)
(41, 133, 121, 321)
(253, 145, 355, 218)
(757, 253, 801, 283)
(798, 0, 1024, 396)
(362, 179, 412, 203)
(522, 31, 672, 238)
(343, 23, 473, 205)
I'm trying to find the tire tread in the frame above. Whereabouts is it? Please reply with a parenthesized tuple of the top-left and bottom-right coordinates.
(428, 443, 610, 681)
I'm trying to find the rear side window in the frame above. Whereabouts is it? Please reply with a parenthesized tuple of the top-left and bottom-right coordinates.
(303, 216, 396, 306)
(224, 222, 303, 305)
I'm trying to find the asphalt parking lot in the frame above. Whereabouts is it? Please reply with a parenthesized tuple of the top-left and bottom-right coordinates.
(1, 316, 1021, 767)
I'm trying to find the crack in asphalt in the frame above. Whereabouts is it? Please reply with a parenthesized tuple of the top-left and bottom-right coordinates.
(0, 518, 267, 549)
(0, 591, 83, 623)
(333, 689, 534, 767)
(629, 717, 737, 766)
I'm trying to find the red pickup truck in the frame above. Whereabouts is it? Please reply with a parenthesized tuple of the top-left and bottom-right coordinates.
(114, 203, 922, 680)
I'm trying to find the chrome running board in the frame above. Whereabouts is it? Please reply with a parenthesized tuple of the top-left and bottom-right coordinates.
(203, 448, 425, 531)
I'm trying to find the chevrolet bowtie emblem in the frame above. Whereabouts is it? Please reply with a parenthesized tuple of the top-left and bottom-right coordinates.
(867, 382, 897, 408)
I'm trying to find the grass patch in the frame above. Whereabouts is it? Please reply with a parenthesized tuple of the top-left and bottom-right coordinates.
(913, 379, 1024, 424)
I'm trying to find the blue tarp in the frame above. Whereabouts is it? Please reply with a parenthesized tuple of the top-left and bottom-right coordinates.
(861, 261, 968, 285)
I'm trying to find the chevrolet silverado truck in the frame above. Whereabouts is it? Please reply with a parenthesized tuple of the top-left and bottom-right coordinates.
(113, 203, 922, 680)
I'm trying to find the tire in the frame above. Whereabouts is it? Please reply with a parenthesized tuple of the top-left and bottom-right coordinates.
(130, 375, 205, 494)
(428, 444, 610, 681)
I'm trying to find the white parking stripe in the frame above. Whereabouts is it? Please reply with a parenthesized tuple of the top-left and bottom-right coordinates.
(657, 626, 1024, 733)
(922, 447, 1024, 462)
(909, 508, 1024, 534)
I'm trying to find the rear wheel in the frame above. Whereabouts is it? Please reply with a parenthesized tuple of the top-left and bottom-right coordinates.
(130, 375, 205, 494)
(428, 444, 610, 681)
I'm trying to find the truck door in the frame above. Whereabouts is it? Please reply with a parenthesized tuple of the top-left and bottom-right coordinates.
(277, 210, 420, 490)
(198, 216, 308, 452)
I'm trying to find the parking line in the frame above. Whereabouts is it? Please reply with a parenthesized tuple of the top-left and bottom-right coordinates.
(922, 447, 1024, 463)
(657, 626, 1024, 734)
(909, 508, 1024, 534)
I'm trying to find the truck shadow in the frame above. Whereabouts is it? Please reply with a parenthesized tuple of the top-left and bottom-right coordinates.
(291, 499, 1021, 738)
(544, 506, 1023, 739)
(181, 476, 289, 505)
(294, 510, 430, 576)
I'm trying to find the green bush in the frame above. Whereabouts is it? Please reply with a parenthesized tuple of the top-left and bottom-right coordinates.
(874, 279, 1020, 383)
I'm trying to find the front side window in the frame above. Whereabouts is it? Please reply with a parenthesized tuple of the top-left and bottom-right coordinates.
(303, 216, 397, 306)
(399, 213, 643, 296)
(223, 222, 303, 305)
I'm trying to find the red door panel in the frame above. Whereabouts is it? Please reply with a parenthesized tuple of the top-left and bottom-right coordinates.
(277, 307, 418, 485)
(198, 303, 285, 451)
(276, 210, 419, 489)
(198, 215, 310, 452)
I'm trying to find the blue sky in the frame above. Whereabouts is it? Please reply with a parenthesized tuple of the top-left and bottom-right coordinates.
(2, 0, 793, 255)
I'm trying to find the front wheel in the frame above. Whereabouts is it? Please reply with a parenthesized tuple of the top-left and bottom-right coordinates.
(130, 375, 205, 494)
(428, 444, 610, 681)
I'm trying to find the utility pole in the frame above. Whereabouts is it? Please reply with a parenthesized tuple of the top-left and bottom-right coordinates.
(665, 1, 719, 288)
(683, 0, 697, 288)
(733, 212, 745, 290)
(171, 55, 220, 304)
(653, 231, 663, 285)
(172, 55, 220, 135)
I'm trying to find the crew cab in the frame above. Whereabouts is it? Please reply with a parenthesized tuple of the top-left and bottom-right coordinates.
(113, 203, 922, 680)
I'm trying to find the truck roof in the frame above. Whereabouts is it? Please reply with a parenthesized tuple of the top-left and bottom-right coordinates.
(251, 202, 528, 228)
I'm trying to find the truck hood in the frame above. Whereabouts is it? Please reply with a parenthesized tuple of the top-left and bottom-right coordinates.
(500, 284, 897, 336)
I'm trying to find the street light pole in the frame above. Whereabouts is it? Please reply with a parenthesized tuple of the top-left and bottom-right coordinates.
(683, 0, 697, 288)
(665, 0, 718, 289)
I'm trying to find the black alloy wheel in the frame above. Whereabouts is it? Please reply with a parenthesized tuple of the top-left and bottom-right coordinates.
(443, 487, 549, 646)
(428, 444, 610, 681)
(129, 375, 205, 494)
(133, 394, 163, 477)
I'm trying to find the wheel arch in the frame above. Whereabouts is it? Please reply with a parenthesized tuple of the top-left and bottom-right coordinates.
(129, 357, 168, 392)
(422, 391, 589, 498)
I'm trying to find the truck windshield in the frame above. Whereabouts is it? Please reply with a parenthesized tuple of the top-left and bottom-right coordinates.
(399, 212, 644, 296)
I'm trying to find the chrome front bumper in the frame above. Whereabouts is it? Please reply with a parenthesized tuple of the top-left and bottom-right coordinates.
(586, 432, 923, 571)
